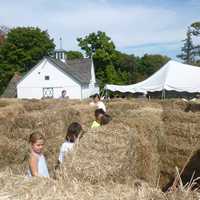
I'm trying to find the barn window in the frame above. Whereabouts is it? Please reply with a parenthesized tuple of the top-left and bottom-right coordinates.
(60, 52, 63, 59)
(45, 75, 50, 80)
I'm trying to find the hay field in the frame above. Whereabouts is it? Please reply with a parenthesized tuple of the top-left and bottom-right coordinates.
(0, 98, 200, 199)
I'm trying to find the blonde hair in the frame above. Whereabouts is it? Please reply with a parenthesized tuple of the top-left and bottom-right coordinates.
(29, 132, 45, 144)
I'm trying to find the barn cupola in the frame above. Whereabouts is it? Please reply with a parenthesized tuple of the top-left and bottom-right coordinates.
(54, 37, 66, 63)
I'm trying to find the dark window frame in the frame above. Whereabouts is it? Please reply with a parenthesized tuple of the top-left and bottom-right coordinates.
(44, 75, 50, 80)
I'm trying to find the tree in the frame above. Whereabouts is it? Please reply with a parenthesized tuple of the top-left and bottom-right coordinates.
(105, 65, 121, 84)
(77, 31, 115, 58)
(65, 51, 83, 60)
(0, 64, 14, 94)
(0, 25, 9, 45)
(0, 27, 55, 72)
(191, 22, 200, 36)
(191, 22, 200, 64)
(138, 54, 170, 79)
(177, 27, 195, 64)
(0, 26, 55, 94)
(0, 35, 5, 45)
(77, 31, 116, 87)
(77, 31, 171, 88)
(111, 51, 139, 84)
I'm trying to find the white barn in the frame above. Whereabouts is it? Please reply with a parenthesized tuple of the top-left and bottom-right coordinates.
(16, 50, 99, 99)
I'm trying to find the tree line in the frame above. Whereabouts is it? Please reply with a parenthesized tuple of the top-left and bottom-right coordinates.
(3, 25, 193, 95)
(177, 22, 200, 65)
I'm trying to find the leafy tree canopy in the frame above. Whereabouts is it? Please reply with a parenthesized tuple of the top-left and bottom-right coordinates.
(138, 54, 170, 78)
(77, 31, 116, 88)
(0, 28, 172, 95)
(0, 27, 55, 72)
(78, 31, 170, 88)
(77, 31, 115, 58)
(65, 51, 83, 60)
(0, 26, 55, 94)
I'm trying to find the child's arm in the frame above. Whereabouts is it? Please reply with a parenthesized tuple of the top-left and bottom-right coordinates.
(29, 154, 38, 176)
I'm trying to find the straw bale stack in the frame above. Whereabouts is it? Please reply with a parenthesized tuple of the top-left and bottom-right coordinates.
(0, 99, 85, 174)
(160, 108, 200, 190)
(0, 171, 199, 200)
(1, 98, 200, 196)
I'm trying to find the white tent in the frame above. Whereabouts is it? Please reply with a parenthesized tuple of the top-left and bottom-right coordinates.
(105, 60, 200, 94)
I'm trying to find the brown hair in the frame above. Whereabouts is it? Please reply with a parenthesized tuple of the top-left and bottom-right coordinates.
(29, 132, 45, 144)
(66, 122, 82, 143)
(93, 93, 100, 101)
(95, 109, 105, 118)
(100, 114, 110, 125)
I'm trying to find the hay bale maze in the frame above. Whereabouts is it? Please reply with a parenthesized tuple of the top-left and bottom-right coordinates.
(0, 98, 200, 199)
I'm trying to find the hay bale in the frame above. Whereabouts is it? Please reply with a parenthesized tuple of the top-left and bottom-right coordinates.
(0, 100, 83, 175)
(61, 123, 131, 183)
(60, 107, 162, 186)
(0, 171, 163, 200)
(0, 171, 199, 200)
(2, 98, 200, 195)
(185, 102, 200, 112)
(22, 99, 49, 112)
(160, 109, 200, 189)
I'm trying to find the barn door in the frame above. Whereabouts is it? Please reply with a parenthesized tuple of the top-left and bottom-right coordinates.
(43, 87, 54, 98)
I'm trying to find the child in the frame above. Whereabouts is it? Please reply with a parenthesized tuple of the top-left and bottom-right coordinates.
(91, 109, 105, 128)
(28, 132, 49, 177)
(58, 122, 82, 164)
(93, 93, 106, 112)
(100, 114, 111, 125)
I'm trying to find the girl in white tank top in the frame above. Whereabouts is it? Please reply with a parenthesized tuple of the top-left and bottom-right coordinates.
(28, 132, 49, 177)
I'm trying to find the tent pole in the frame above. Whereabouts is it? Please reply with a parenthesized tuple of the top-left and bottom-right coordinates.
(105, 89, 108, 102)
(163, 89, 166, 100)
(161, 89, 166, 100)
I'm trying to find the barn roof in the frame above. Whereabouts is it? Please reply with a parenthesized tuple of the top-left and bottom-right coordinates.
(47, 57, 92, 84)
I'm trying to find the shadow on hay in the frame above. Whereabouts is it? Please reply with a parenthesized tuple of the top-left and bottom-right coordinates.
(162, 150, 200, 191)
(159, 100, 200, 191)
(184, 103, 200, 113)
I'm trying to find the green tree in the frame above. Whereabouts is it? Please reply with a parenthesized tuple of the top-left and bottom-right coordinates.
(105, 65, 121, 84)
(77, 31, 116, 87)
(77, 31, 115, 58)
(0, 64, 14, 94)
(65, 51, 83, 60)
(138, 54, 170, 79)
(0, 27, 55, 72)
(177, 27, 195, 64)
(77, 31, 171, 88)
(111, 51, 139, 84)
(0, 26, 55, 94)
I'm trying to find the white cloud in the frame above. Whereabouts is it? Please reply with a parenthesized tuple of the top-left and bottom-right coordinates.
(0, 0, 198, 56)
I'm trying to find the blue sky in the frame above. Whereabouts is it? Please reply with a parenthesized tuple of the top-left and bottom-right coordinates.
(0, 0, 200, 59)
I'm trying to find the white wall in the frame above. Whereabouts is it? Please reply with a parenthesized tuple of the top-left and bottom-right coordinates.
(81, 59, 99, 99)
(90, 59, 96, 84)
(17, 59, 82, 99)
(82, 83, 99, 99)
